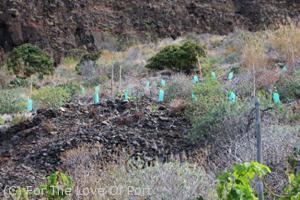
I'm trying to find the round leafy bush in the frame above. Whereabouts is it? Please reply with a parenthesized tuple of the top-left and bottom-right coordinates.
(146, 41, 206, 73)
(6, 43, 54, 78)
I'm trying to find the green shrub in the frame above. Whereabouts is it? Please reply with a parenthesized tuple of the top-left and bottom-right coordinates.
(146, 41, 206, 73)
(186, 78, 226, 140)
(6, 43, 54, 78)
(275, 72, 300, 103)
(57, 82, 80, 98)
(199, 56, 224, 77)
(32, 86, 71, 109)
(0, 89, 27, 114)
(217, 162, 271, 200)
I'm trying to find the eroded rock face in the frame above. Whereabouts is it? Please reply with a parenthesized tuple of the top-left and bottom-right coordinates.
(0, 0, 299, 63)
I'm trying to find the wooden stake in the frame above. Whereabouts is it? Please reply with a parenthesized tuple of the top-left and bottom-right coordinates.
(111, 65, 114, 100)
(119, 65, 122, 93)
(197, 56, 203, 80)
(255, 99, 264, 200)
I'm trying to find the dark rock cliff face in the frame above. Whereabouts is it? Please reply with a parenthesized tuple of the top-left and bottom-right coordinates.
(0, 0, 299, 63)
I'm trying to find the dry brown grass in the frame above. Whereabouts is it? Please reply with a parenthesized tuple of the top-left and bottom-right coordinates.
(241, 34, 270, 95)
(268, 21, 300, 68)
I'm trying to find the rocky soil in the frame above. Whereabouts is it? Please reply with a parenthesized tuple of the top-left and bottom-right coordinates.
(0, 98, 195, 192)
(1, 0, 300, 63)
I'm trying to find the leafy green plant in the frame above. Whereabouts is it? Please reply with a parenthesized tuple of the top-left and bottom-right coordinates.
(217, 162, 271, 200)
(32, 86, 71, 109)
(146, 41, 206, 73)
(280, 173, 300, 200)
(6, 43, 54, 78)
(11, 187, 29, 200)
(38, 171, 73, 200)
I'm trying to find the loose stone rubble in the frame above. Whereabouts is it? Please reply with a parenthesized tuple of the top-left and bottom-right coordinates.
(0, 98, 194, 191)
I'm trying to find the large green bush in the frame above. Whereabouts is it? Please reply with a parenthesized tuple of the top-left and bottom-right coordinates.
(32, 86, 72, 109)
(146, 41, 206, 73)
(6, 43, 54, 78)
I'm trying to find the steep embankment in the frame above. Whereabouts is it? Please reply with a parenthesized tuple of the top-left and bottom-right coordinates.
(1, 0, 300, 63)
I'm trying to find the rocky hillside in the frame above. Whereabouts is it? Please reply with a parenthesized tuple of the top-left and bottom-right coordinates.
(0, 0, 300, 63)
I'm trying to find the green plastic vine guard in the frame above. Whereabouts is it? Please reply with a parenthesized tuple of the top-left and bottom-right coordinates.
(281, 66, 288, 73)
(124, 89, 129, 101)
(192, 75, 199, 84)
(272, 92, 281, 104)
(211, 72, 216, 80)
(146, 80, 150, 88)
(161, 79, 166, 87)
(158, 89, 165, 102)
(228, 72, 234, 81)
(94, 86, 100, 104)
(27, 98, 33, 112)
(80, 86, 86, 96)
(229, 91, 236, 104)
(192, 91, 197, 102)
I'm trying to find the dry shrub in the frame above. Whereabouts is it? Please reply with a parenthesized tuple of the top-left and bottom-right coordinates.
(72, 161, 215, 200)
(169, 98, 186, 115)
(61, 145, 216, 200)
(165, 73, 193, 102)
(256, 67, 281, 89)
(268, 21, 300, 67)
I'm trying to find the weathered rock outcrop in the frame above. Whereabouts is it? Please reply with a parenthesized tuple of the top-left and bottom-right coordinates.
(0, 0, 299, 63)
